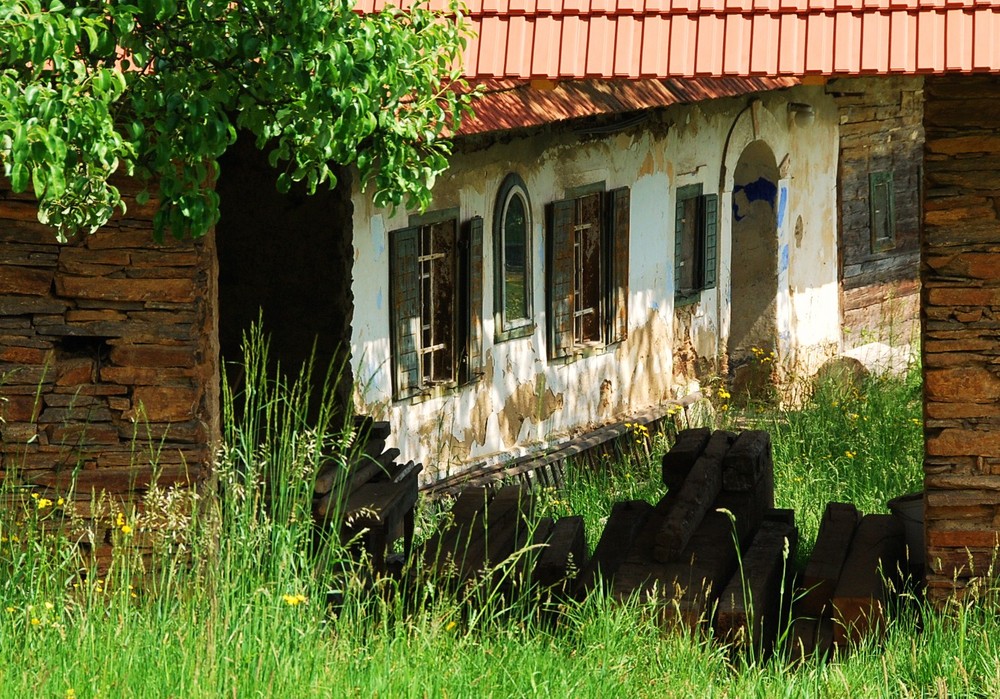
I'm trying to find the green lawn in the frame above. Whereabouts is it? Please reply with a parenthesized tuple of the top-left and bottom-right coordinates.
(3, 357, 999, 698)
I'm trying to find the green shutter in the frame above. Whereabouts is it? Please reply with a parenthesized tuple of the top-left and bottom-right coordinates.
(674, 195, 685, 294)
(547, 199, 576, 359)
(463, 216, 484, 382)
(609, 187, 630, 343)
(702, 193, 718, 289)
(389, 226, 421, 398)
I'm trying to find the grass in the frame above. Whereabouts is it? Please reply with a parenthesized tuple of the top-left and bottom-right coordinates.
(1, 344, 998, 698)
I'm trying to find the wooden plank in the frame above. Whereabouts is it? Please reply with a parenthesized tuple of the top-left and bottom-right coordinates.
(654, 431, 735, 562)
(512, 517, 554, 594)
(615, 479, 768, 629)
(450, 486, 493, 523)
(534, 515, 587, 590)
(722, 430, 772, 493)
(798, 502, 861, 617)
(483, 484, 535, 567)
(788, 616, 834, 663)
(832, 514, 905, 647)
(661, 427, 712, 490)
(457, 484, 533, 579)
(715, 520, 799, 655)
(575, 499, 654, 597)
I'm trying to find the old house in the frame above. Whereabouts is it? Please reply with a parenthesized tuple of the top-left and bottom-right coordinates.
(350, 76, 896, 477)
(2, 0, 999, 602)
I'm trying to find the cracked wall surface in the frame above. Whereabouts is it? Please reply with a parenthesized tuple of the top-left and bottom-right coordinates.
(350, 85, 843, 478)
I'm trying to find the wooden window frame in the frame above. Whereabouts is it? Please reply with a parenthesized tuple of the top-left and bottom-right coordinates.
(869, 171, 896, 253)
(493, 174, 535, 342)
(546, 185, 630, 360)
(674, 184, 719, 306)
(389, 209, 484, 400)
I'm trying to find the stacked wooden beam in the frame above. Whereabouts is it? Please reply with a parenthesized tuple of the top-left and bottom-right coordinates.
(423, 404, 685, 498)
(312, 416, 422, 573)
(601, 429, 789, 640)
(790, 502, 906, 656)
(419, 483, 587, 601)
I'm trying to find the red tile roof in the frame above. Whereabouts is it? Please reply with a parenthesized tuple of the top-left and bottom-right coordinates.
(454, 76, 799, 135)
(357, 0, 1000, 78)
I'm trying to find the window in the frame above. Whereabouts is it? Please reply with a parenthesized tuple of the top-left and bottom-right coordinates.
(389, 212, 483, 399)
(674, 184, 718, 303)
(494, 174, 533, 340)
(869, 171, 896, 252)
(546, 186, 630, 359)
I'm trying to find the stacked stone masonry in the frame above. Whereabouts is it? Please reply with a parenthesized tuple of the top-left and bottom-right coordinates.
(0, 178, 218, 566)
(922, 74, 1000, 604)
(832, 76, 923, 348)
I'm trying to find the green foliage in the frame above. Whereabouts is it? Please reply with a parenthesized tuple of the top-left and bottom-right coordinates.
(0, 0, 473, 240)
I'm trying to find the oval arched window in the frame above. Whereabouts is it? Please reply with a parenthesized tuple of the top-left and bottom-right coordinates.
(494, 175, 533, 337)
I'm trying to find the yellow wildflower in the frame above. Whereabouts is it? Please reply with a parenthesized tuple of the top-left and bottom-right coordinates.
(445, 621, 457, 631)
(845, 450, 856, 459)
(66, 690, 77, 699)
(717, 388, 731, 400)
(4, 607, 14, 613)
(120, 524, 133, 536)
(115, 512, 125, 528)
(30, 618, 40, 626)
(282, 593, 307, 606)
(37, 498, 53, 510)
(31, 493, 39, 500)
(57, 497, 65, 506)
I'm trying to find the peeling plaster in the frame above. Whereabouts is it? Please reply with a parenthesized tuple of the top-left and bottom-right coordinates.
(464, 355, 495, 448)
(350, 84, 844, 473)
(498, 374, 564, 448)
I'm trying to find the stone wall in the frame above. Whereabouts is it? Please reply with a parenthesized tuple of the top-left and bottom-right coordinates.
(0, 178, 218, 566)
(832, 76, 923, 349)
(922, 74, 1000, 604)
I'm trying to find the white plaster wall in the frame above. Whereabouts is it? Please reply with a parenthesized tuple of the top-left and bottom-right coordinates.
(350, 85, 842, 476)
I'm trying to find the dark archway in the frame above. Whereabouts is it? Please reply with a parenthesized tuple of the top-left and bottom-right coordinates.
(214, 133, 355, 420)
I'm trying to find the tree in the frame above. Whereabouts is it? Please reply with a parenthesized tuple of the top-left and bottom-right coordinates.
(0, 0, 473, 240)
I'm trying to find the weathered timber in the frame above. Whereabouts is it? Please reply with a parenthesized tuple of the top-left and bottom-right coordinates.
(715, 520, 799, 654)
(419, 486, 494, 576)
(575, 499, 654, 597)
(798, 502, 861, 617)
(832, 514, 906, 647)
(513, 516, 554, 591)
(662, 427, 712, 490)
(340, 469, 421, 572)
(459, 484, 534, 579)
(721, 430, 772, 493)
(534, 515, 587, 591)
(788, 617, 834, 663)
(654, 430, 735, 562)
(614, 487, 760, 628)
(764, 508, 796, 526)
(450, 486, 494, 523)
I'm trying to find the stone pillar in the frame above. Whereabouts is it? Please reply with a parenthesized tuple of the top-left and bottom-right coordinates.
(0, 178, 219, 569)
(922, 74, 1000, 604)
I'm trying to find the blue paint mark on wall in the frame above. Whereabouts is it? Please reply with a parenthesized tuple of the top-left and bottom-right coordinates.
(779, 244, 789, 274)
(732, 177, 778, 221)
(777, 185, 788, 228)
(376, 288, 383, 310)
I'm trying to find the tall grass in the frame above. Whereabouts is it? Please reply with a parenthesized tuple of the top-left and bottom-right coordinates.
(2, 345, 999, 697)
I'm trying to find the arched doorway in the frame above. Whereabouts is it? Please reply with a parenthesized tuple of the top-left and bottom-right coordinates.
(728, 140, 779, 389)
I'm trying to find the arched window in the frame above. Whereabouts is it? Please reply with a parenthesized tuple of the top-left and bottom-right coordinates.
(494, 174, 533, 338)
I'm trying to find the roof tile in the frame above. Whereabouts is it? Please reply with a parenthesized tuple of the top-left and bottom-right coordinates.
(358, 1, 1000, 79)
